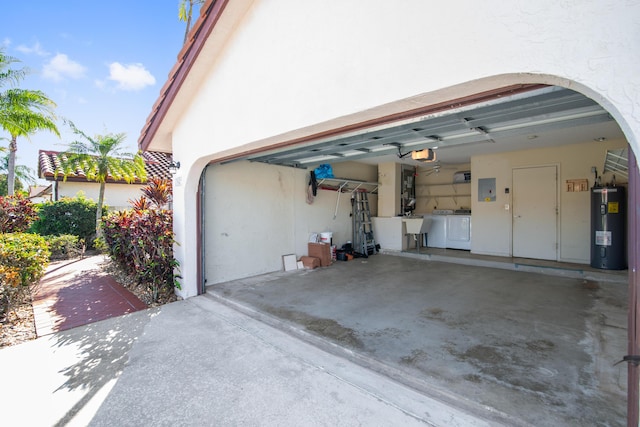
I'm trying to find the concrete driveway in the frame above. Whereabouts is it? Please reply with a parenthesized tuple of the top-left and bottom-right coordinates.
(1, 293, 497, 426)
(209, 253, 628, 426)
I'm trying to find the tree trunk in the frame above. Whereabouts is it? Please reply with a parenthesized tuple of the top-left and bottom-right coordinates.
(183, 0, 194, 44)
(7, 136, 17, 196)
(96, 181, 106, 241)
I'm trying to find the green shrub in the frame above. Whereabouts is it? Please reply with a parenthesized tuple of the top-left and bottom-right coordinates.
(0, 194, 38, 233)
(30, 195, 102, 248)
(44, 234, 83, 260)
(0, 233, 50, 317)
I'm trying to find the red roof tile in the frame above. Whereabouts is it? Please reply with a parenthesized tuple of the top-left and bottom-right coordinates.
(38, 150, 173, 183)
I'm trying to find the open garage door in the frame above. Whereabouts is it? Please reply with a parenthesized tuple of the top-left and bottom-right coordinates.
(234, 86, 617, 168)
(199, 84, 638, 425)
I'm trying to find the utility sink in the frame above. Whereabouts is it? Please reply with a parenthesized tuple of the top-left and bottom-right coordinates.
(403, 217, 432, 234)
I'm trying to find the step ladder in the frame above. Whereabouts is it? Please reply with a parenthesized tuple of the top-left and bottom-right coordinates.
(352, 191, 377, 257)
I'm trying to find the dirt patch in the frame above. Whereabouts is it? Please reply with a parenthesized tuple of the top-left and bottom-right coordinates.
(367, 327, 405, 339)
(526, 339, 555, 353)
(400, 349, 429, 366)
(464, 373, 482, 383)
(263, 306, 364, 349)
(448, 342, 555, 396)
(459, 345, 506, 364)
(102, 259, 178, 307)
(419, 307, 468, 328)
(0, 298, 36, 348)
(582, 280, 600, 290)
(420, 307, 444, 321)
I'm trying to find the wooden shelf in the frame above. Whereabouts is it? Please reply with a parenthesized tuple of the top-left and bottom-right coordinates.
(417, 182, 470, 203)
(416, 182, 470, 188)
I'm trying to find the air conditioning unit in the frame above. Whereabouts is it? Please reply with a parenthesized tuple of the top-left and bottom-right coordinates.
(453, 171, 471, 183)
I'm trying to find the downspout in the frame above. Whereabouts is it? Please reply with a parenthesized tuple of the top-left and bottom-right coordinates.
(627, 146, 640, 427)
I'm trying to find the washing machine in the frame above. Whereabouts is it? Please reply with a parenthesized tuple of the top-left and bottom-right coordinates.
(445, 215, 472, 250)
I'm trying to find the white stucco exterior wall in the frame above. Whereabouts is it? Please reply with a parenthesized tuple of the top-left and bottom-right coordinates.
(55, 181, 145, 211)
(164, 0, 640, 297)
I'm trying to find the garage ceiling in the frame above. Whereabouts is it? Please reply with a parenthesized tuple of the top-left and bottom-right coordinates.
(244, 86, 625, 168)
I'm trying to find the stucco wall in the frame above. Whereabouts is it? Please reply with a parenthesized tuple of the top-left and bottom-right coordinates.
(203, 161, 376, 285)
(471, 138, 627, 263)
(165, 0, 640, 297)
(56, 181, 144, 211)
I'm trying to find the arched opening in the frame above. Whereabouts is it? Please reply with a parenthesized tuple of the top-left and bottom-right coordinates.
(196, 79, 638, 424)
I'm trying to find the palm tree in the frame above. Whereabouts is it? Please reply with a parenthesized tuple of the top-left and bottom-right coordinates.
(179, 0, 205, 44)
(0, 50, 59, 195)
(56, 122, 147, 238)
(0, 153, 36, 196)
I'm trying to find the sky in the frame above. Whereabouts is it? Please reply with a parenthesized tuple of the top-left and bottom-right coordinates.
(2, 1, 191, 185)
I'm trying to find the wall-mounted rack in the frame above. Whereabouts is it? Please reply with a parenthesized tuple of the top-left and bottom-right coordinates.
(416, 182, 470, 205)
(316, 178, 379, 220)
(317, 178, 379, 194)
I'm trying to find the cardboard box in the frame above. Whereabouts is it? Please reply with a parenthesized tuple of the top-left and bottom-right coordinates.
(308, 242, 332, 267)
(300, 256, 320, 269)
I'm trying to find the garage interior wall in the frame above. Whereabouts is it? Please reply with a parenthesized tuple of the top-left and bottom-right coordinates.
(203, 160, 377, 285)
(471, 138, 627, 262)
(203, 137, 626, 284)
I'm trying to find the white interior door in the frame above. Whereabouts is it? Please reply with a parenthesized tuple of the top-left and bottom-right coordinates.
(512, 166, 558, 260)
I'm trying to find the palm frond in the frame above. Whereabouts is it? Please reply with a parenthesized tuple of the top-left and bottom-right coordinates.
(56, 124, 146, 185)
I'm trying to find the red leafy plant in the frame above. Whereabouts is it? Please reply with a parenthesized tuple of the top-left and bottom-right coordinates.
(0, 194, 38, 233)
(102, 179, 179, 303)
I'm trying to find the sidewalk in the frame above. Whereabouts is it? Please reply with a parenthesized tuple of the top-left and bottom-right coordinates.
(32, 255, 147, 336)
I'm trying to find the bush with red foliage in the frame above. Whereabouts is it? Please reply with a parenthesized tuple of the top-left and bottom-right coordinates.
(0, 195, 38, 233)
(102, 179, 179, 303)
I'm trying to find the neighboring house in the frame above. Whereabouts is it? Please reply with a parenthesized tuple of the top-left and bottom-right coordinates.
(27, 184, 52, 204)
(38, 150, 172, 210)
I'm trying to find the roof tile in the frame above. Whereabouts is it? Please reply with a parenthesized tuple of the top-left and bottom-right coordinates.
(38, 150, 173, 183)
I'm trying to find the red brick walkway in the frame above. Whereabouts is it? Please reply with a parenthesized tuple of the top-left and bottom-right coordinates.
(32, 255, 147, 336)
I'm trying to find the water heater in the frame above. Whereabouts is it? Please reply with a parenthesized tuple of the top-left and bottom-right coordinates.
(590, 186, 626, 270)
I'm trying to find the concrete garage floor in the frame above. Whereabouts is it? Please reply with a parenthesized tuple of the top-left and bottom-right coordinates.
(208, 253, 628, 426)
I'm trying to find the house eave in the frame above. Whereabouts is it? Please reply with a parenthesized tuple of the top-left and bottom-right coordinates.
(138, 0, 231, 153)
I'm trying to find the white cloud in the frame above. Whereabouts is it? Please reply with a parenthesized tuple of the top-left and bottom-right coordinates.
(2, 38, 10, 48)
(107, 62, 155, 91)
(16, 42, 48, 56)
(42, 53, 87, 81)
